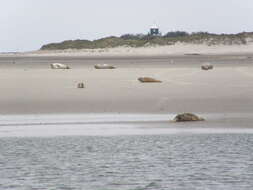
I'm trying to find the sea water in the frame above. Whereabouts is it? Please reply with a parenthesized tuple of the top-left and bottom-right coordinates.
(1, 135, 253, 190)
(0, 114, 253, 190)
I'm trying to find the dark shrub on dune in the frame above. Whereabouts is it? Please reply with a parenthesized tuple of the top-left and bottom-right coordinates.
(163, 31, 189, 38)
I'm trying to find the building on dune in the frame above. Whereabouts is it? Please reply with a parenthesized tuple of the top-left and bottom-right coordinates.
(149, 24, 161, 36)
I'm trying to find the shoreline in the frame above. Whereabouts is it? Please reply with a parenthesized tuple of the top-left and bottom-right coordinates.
(0, 113, 253, 137)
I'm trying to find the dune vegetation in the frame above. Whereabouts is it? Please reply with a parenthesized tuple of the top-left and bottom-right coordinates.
(40, 31, 253, 50)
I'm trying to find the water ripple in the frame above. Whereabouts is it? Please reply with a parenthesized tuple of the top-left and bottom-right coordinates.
(0, 134, 253, 189)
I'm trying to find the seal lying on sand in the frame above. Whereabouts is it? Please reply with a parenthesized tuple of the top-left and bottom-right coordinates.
(173, 113, 205, 122)
(77, 82, 85, 89)
(94, 64, 116, 69)
(201, 63, 213, 70)
(50, 63, 70, 69)
(138, 77, 162, 83)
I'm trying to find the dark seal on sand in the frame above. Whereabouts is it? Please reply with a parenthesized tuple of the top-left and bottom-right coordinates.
(138, 77, 162, 83)
(201, 63, 213, 70)
(173, 113, 205, 122)
(77, 83, 85, 89)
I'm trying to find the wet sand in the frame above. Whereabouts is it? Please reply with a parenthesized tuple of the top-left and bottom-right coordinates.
(0, 54, 253, 129)
(0, 113, 253, 137)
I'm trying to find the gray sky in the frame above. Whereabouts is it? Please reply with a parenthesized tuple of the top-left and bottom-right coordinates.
(1, 0, 253, 52)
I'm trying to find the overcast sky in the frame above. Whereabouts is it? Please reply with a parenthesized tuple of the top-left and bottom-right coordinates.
(1, 0, 253, 52)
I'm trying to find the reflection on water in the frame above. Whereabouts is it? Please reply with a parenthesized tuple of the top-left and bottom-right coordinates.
(0, 134, 253, 190)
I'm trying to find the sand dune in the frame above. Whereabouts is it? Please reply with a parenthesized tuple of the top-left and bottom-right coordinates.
(11, 43, 253, 57)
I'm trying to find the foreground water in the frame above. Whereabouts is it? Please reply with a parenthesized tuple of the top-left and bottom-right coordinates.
(1, 134, 253, 190)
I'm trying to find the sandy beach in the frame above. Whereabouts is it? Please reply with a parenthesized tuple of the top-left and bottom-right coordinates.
(0, 49, 253, 131)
